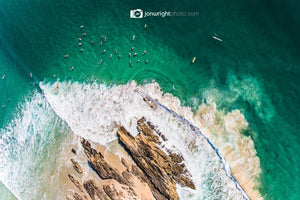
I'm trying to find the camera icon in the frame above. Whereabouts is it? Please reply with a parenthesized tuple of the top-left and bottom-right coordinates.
(130, 9, 143, 18)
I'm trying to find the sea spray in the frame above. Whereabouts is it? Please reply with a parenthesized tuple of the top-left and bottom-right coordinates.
(40, 80, 262, 199)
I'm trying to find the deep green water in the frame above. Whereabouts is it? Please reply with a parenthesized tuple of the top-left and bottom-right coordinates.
(0, 0, 299, 199)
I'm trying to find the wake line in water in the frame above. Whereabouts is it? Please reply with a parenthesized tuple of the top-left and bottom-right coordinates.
(137, 91, 250, 200)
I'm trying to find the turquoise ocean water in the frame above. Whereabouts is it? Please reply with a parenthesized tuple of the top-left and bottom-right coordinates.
(0, 0, 299, 199)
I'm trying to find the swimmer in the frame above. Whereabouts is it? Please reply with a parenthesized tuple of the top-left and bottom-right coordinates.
(129, 53, 131, 57)
(129, 60, 133, 67)
(80, 25, 84, 29)
(64, 55, 69, 58)
(53, 74, 56, 78)
(2, 74, 5, 79)
(118, 55, 121, 59)
(133, 52, 137, 56)
(102, 50, 106, 54)
(142, 50, 146, 56)
(130, 47, 134, 51)
(114, 49, 117, 54)
(99, 59, 103, 65)
(78, 38, 82, 41)
(82, 33, 87, 36)
(145, 60, 148, 64)
(80, 49, 83, 52)
(144, 24, 147, 29)
(132, 35, 135, 41)
(100, 41, 103, 46)
(104, 36, 107, 42)
(79, 43, 82, 46)
(30, 72, 32, 78)
(71, 66, 74, 71)
(137, 59, 140, 63)
(192, 57, 196, 64)
(2, 105, 5, 109)
(110, 54, 112, 58)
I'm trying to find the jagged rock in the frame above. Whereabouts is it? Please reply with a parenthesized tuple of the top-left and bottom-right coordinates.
(68, 174, 84, 193)
(71, 158, 83, 174)
(83, 180, 109, 200)
(103, 185, 123, 200)
(81, 139, 129, 186)
(72, 148, 77, 154)
(117, 119, 195, 200)
(65, 118, 195, 200)
(73, 192, 85, 200)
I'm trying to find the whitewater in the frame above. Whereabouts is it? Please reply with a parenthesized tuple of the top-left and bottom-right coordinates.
(0, 80, 262, 199)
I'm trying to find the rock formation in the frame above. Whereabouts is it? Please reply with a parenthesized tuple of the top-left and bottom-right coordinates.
(65, 117, 195, 200)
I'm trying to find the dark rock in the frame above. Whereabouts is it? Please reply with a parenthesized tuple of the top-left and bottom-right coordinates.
(71, 158, 83, 174)
(83, 180, 109, 200)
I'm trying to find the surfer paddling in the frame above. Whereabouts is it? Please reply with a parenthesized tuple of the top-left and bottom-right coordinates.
(192, 57, 196, 64)
(212, 36, 222, 42)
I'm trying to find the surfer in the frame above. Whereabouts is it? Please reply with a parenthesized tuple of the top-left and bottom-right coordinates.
(110, 54, 112, 58)
(118, 55, 121, 59)
(71, 66, 74, 71)
(130, 47, 134, 51)
(80, 25, 84, 29)
(64, 55, 69, 58)
(137, 59, 140, 63)
(82, 33, 87, 37)
(132, 35, 135, 41)
(102, 50, 106, 54)
(115, 49, 117, 54)
(129, 53, 132, 57)
(80, 49, 83, 52)
(100, 41, 103, 46)
(30, 72, 32, 78)
(212, 36, 222, 42)
(2, 74, 5, 80)
(143, 50, 146, 56)
(133, 53, 137, 56)
(144, 24, 147, 29)
(99, 59, 103, 65)
(192, 57, 196, 64)
(79, 43, 82, 46)
(145, 60, 148, 64)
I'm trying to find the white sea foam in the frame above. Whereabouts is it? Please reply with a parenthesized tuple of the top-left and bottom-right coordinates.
(0, 90, 70, 200)
(40, 80, 262, 199)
